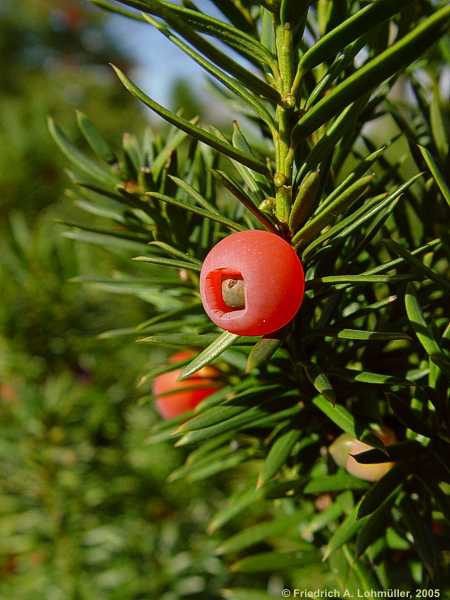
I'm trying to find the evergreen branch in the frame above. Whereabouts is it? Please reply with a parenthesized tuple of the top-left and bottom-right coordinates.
(111, 65, 269, 174)
(146, 192, 246, 232)
(141, 13, 276, 128)
(213, 170, 280, 234)
(293, 6, 450, 138)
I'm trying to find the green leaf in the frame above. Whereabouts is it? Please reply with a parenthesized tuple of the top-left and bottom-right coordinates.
(147, 191, 245, 232)
(258, 428, 301, 488)
(289, 170, 321, 233)
(416, 477, 450, 523)
(319, 145, 386, 209)
(133, 0, 275, 68)
(216, 508, 313, 555)
(208, 0, 254, 33)
(213, 170, 279, 233)
(313, 328, 411, 342)
(298, 95, 370, 168)
(180, 331, 240, 379)
(400, 497, 439, 578)
(96, 326, 139, 340)
(300, 0, 410, 70)
(151, 127, 191, 180)
(138, 333, 217, 347)
(48, 117, 119, 187)
(148, 241, 201, 265)
(387, 240, 450, 293)
(176, 402, 298, 446)
(133, 254, 201, 271)
(430, 85, 449, 161)
(76, 111, 116, 164)
(304, 472, 369, 494)
(146, 414, 189, 438)
(179, 449, 252, 482)
(405, 283, 444, 359)
(348, 195, 400, 258)
(428, 352, 450, 377)
(280, 0, 310, 25)
(248, 404, 301, 430)
(356, 493, 396, 557)
(72, 198, 125, 224)
(112, 66, 268, 174)
(330, 368, 412, 387)
(168, 445, 235, 481)
(300, 496, 346, 540)
(92, 0, 145, 21)
(293, 175, 373, 247)
(418, 145, 450, 207)
(194, 381, 280, 413)
(179, 405, 252, 433)
(222, 589, 277, 600)
(246, 338, 281, 372)
(387, 393, 432, 438)
(63, 228, 148, 253)
(115, 0, 278, 102)
(312, 395, 357, 436)
(208, 487, 264, 533)
(341, 544, 379, 592)
(293, 6, 450, 138)
(305, 364, 336, 404)
(358, 464, 404, 518)
(231, 122, 268, 198)
(324, 506, 367, 560)
(230, 549, 319, 573)
(303, 173, 423, 257)
(169, 175, 221, 215)
(366, 238, 441, 276)
(308, 274, 411, 286)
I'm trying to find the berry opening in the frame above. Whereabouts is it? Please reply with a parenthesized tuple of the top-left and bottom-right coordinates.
(204, 269, 247, 317)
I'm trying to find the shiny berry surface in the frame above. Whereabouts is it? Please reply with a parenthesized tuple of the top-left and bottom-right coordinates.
(200, 230, 305, 336)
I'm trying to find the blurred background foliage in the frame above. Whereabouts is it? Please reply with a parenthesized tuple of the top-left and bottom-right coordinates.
(0, 1, 231, 597)
(1, 0, 449, 598)
(0, 0, 142, 220)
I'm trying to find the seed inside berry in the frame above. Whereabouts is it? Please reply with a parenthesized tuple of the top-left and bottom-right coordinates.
(222, 278, 245, 309)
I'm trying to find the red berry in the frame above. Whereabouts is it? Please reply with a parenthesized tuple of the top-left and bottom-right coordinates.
(152, 351, 220, 419)
(200, 230, 305, 336)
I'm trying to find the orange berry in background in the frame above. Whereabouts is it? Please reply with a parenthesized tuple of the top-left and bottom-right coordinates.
(329, 426, 396, 482)
(152, 350, 221, 420)
(345, 438, 395, 482)
(314, 493, 333, 512)
(328, 432, 355, 468)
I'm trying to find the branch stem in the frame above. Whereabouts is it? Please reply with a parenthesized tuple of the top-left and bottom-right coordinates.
(273, 18, 297, 224)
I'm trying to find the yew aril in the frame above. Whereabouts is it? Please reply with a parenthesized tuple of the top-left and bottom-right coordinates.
(152, 351, 220, 419)
(329, 427, 396, 482)
(200, 230, 305, 336)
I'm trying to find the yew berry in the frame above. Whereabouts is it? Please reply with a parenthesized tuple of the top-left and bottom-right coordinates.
(328, 432, 355, 469)
(200, 230, 305, 336)
(152, 351, 220, 419)
(329, 427, 396, 482)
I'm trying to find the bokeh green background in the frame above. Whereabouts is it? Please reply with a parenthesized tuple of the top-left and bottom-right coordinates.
(3, 2, 448, 597)
(0, 2, 229, 598)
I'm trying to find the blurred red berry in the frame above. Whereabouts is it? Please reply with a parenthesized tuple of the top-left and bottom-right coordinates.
(152, 351, 221, 419)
